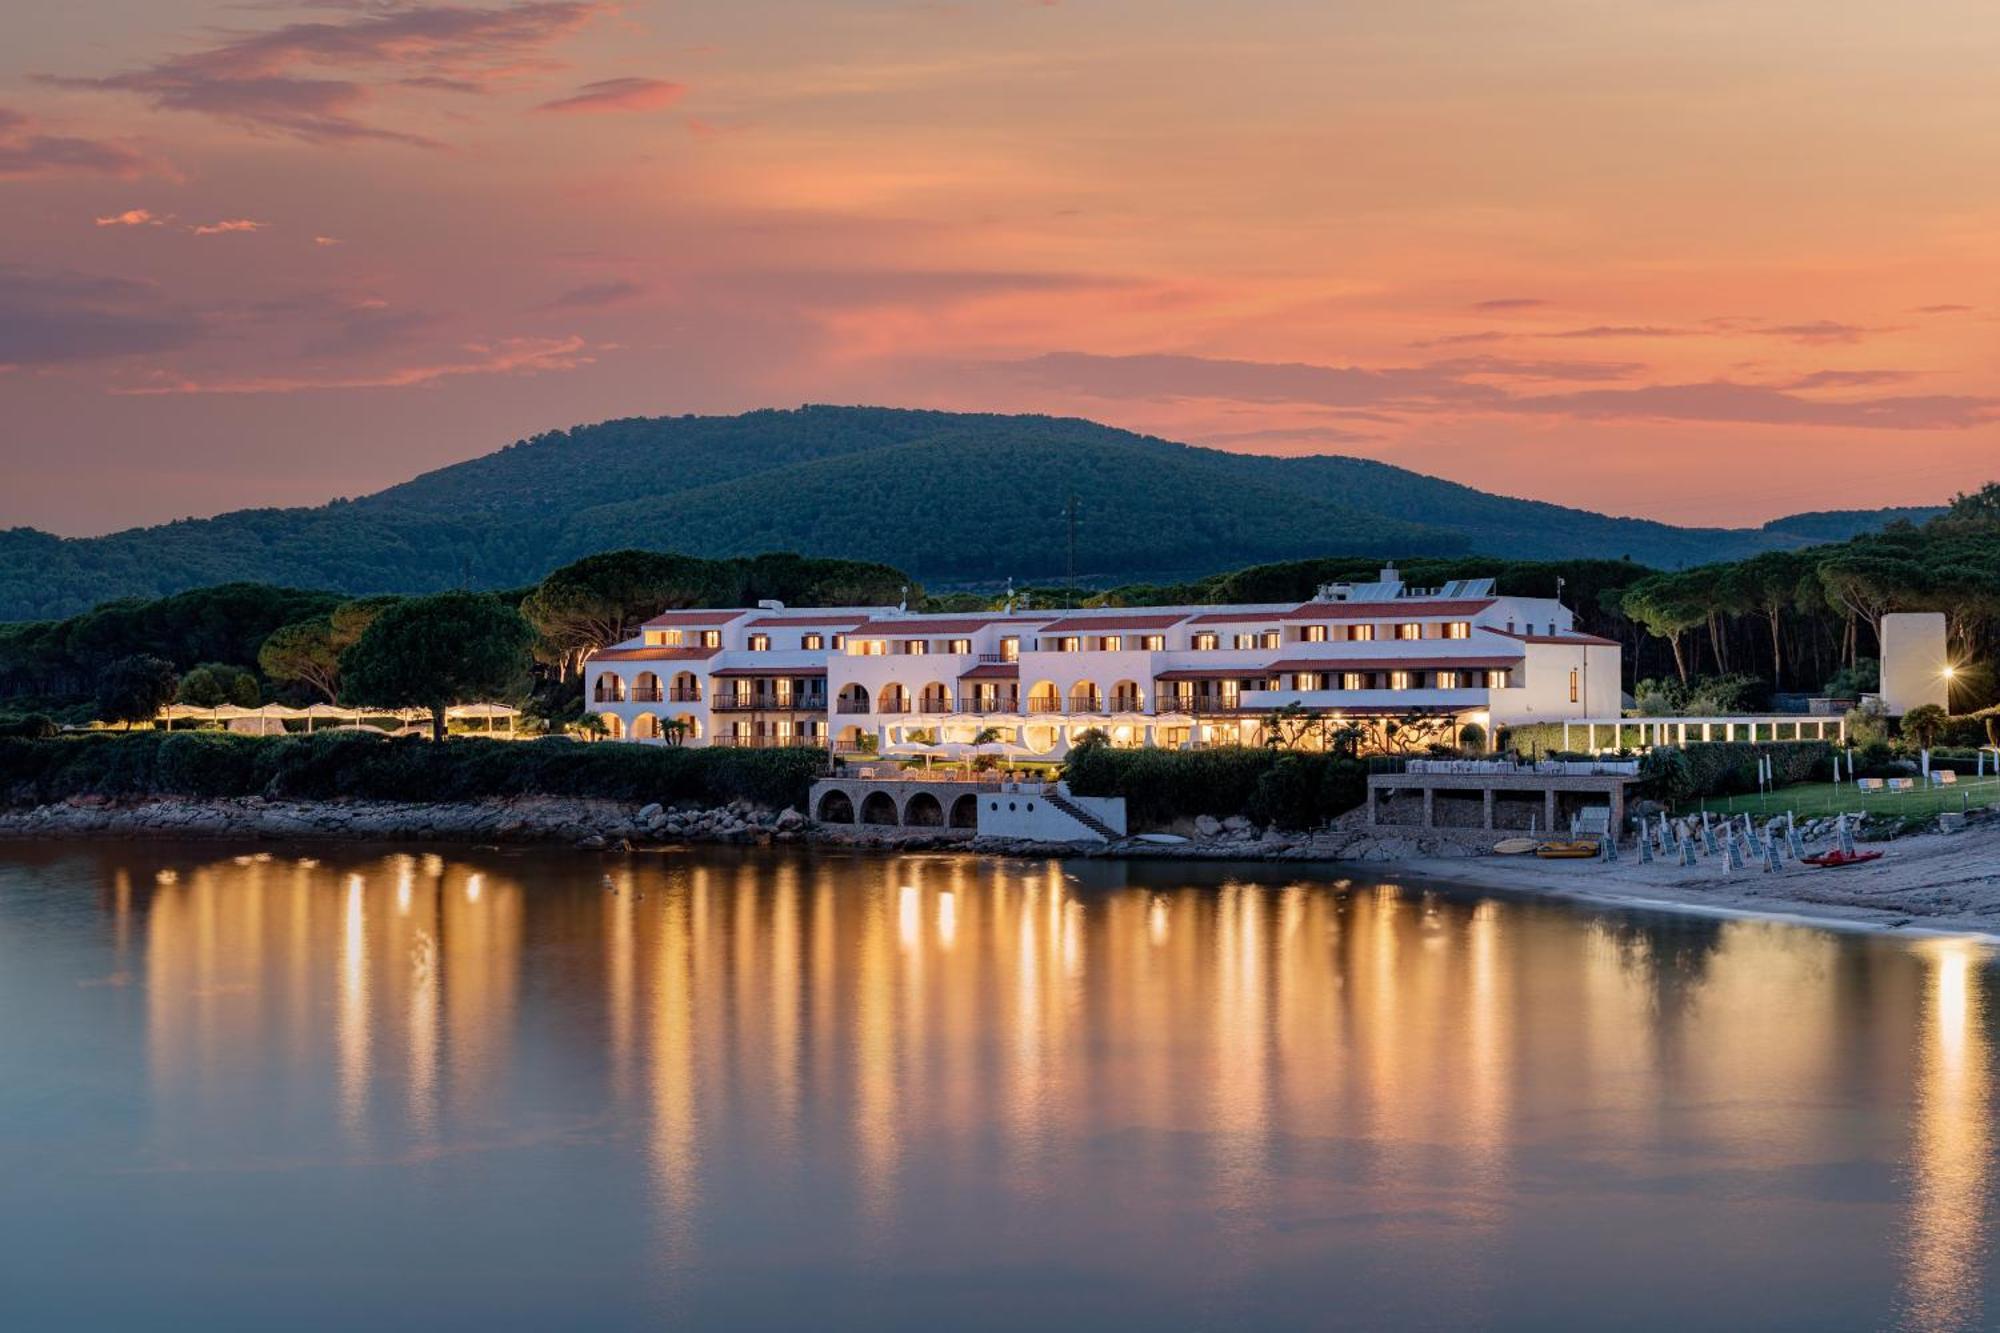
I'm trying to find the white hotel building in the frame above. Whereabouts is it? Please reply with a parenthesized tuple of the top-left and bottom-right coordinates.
(583, 568, 1621, 755)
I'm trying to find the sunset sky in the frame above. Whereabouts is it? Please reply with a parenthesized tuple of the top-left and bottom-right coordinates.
(4, 0, 1995, 536)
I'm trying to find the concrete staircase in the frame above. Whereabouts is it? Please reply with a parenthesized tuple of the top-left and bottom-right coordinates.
(1042, 790, 1120, 841)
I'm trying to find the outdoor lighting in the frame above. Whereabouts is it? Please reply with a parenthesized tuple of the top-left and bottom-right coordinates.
(1942, 665, 1957, 680)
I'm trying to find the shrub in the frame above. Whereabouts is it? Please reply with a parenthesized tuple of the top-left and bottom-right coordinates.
(0, 713, 58, 740)
(1063, 739, 1364, 831)
(1902, 704, 1949, 750)
(0, 733, 828, 811)
(1647, 741, 1834, 801)
(1457, 722, 1486, 751)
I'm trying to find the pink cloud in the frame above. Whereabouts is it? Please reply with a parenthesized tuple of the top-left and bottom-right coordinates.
(49, 2, 608, 145)
(0, 105, 152, 178)
(1470, 297, 1546, 311)
(536, 77, 685, 114)
(95, 208, 165, 227)
(1751, 320, 1892, 345)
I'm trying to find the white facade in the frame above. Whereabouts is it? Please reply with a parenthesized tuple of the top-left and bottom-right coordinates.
(1880, 611, 1950, 716)
(583, 569, 1623, 756)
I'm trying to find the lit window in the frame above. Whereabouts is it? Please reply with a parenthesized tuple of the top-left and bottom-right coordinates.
(1056, 636, 1081, 653)
(1301, 624, 1327, 643)
(1341, 672, 1366, 691)
(901, 640, 928, 655)
(1000, 636, 1019, 662)
(803, 633, 824, 651)
(1259, 631, 1280, 650)
(700, 630, 722, 649)
(1395, 623, 1421, 640)
(831, 635, 846, 651)
(1100, 635, 1122, 652)
(1390, 671, 1413, 690)
(948, 638, 973, 655)
(747, 633, 770, 652)
(1436, 671, 1459, 689)
(1349, 624, 1375, 642)
(1445, 621, 1470, 639)
(1486, 670, 1508, 689)
(1569, 668, 1580, 703)
(850, 639, 887, 656)
(1233, 633, 1253, 650)
(1192, 632, 1218, 651)
(1141, 635, 1165, 651)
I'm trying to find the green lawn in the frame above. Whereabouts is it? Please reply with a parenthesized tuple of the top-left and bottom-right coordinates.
(1702, 775, 2000, 821)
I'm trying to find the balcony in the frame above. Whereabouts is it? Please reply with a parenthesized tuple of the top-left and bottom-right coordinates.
(711, 695, 827, 713)
(668, 688, 702, 702)
(836, 700, 871, 715)
(708, 734, 828, 749)
(631, 686, 664, 703)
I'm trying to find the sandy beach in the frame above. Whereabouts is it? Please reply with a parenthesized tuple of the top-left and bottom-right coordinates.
(1399, 818, 2000, 938)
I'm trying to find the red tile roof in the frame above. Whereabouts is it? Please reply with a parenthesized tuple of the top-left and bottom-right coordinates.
(1034, 612, 1190, 633)
(1153, 668, 1274, 682)
(846, 616, 1049, 635)
(956, 663, 1020, 680)
(587, 645, 722, 662)
(1489, 629, 1620, 647)
(639, 609, 747, 628)
(743, 614, 873, 628)
(708, 665, 827, 678)
(1185, 609, 1289, 625)
(1279, 599, 1494, 621)
(1262, 654, 1521, 673)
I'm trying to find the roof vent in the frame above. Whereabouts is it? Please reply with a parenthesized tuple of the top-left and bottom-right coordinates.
(757, 599, 784, 611)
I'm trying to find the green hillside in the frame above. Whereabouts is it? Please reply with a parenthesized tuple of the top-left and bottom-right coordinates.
(0, 406, 1946, 620)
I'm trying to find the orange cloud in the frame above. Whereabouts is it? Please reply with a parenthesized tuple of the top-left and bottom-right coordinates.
(117, 335, 594, 395)
(190, 219, 266, 236)
(536, 77, 685, 114)
(95, 208, 164, 227)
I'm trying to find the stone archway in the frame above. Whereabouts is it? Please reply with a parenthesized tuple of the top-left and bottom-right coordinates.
(904, 791, 944, 826)
(631, 712, 662, 740)
(816, 789, 855, 823)
(948, 793, 979, 829)
(859, 790, 900, 825)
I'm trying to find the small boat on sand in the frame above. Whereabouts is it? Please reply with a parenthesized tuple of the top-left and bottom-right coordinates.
(1535, 840, 1600, 860)
(1801, 849, 1884, 869)
(1493, 837, 1539, 856)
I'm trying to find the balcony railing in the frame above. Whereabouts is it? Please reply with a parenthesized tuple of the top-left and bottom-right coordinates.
(668, 688, 702, 702)
(712, 695, 826, 713)
(592, 689, 625, 704)
(708, 734, 828, 749)
(631, 686, 664, 703)
(837, 701, 871, 715)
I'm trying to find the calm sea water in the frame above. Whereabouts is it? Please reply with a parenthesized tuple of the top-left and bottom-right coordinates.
(0, 842, 1994, 1331)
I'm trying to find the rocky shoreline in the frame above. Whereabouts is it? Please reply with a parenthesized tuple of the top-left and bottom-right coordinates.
(0, 794, 1502, 862)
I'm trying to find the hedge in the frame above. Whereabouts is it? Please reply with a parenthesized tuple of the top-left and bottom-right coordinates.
(1062, 742, 1366, 831)
(1639, 740, 1834, 803)
(0, 731, 825, 811)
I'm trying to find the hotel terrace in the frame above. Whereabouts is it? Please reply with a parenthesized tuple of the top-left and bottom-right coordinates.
(582, 567, 1621, 755)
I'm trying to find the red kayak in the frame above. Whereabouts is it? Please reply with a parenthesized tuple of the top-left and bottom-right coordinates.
(1801, 849, 1884, 868)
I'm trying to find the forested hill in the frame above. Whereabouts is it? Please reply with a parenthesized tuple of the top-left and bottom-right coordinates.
(0, 407, 1945, 620)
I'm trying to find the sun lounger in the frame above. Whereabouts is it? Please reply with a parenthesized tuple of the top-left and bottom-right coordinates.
(1856, 777, 1885, 794)
(1887, 777, 1916, 793)
(1930, 769, 1958, 787)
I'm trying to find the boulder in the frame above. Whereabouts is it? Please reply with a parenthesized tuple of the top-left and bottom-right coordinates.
(1221, 815, 1251, 833)
(637, 802, 664, 823)
(1194, 814, 1223, 838)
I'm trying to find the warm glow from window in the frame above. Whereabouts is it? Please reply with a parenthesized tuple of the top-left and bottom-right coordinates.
(850, 639, 887, 656)
(1100, 635, 1122, 652)
(1486, 670, 1508, 688)
(1000, 636, 1019, 661)
(1569, 667, 1580, 703)
(1396, 623, 1421, 640)
(1436, 671, 1460, 689)
(1301, 624, 1327, 643)
(803, 633, 824, 651)
(1193, 632, 1218, 651)
(700, 630, 722, 649)
(1445, 621, 1471, 639)
(900, 640, 928, 655)
(948, 638, 972, 654)
(1342, 672, 1366, 691)
(1142, 634, 1165, 651)
(1349, 624, 1375, 642)
(1259, 631, 1280, 649)
(747, 633, 770, 652)
(1390, 670, 1413, 690)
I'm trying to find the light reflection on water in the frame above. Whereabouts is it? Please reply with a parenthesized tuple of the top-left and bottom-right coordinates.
(1, 842, 1997, 1331)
